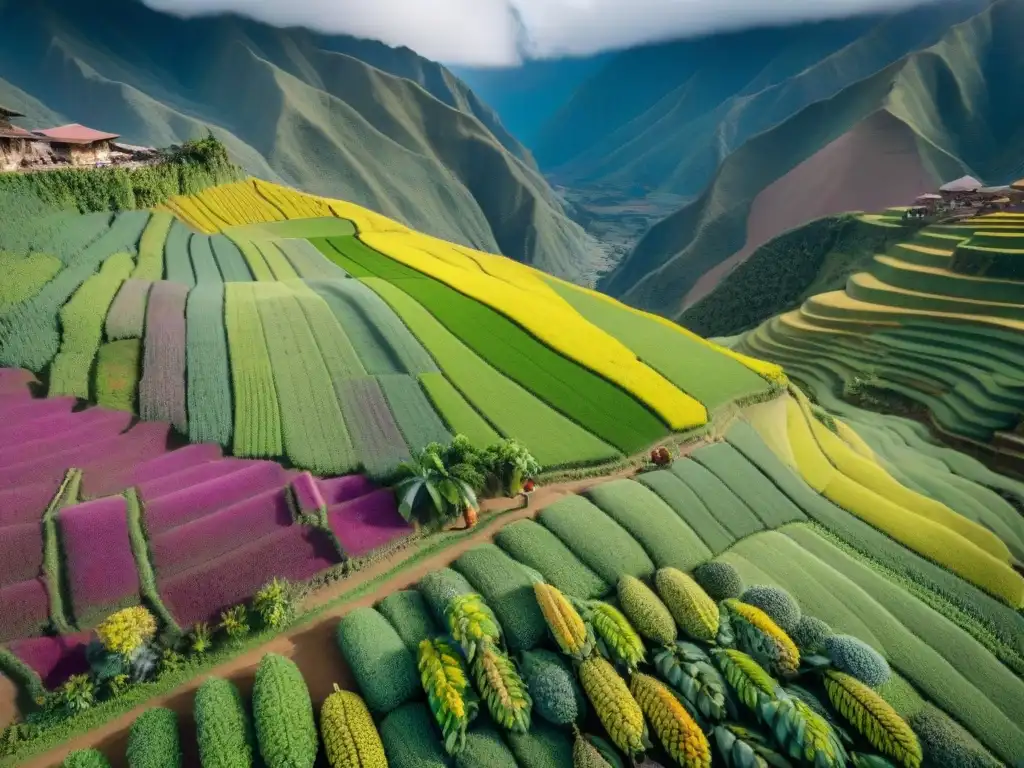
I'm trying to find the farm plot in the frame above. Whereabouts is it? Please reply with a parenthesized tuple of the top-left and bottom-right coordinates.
(0, 208, 111, 264)
(870, 254, 1024, 305)
(278, 238, 348, 279)
(186, 283, 233, 446)
(635, 470, 737, 554)
(163, 220, 195, 287)
(308, 277, 438, 375)
(224, 283, 283, 458)
(133, 211, 173, 280)
(847, 271, 1024, 321)
(138, 281, 189, 435)
(49, 252, 134, 399)
(227, 233, 273, 281)
(286, 281, 366, 385)
(361, 277, 618, 468)
(417, 372, 500, 448)
(189, 234, 222, 283)
(376, 589, 438, 652)
(252, 178, 340, 220)
(0, 578, 51, 643)
(583, 479, 711, 571)
(493, 518, 609, 599)
(255, 240, 299, 280)
(668, 458, 767, 541)
(95, 340, 141, 412)
(0, 251, 60, 309)
(209, 234, 252, 281)
(254, 283, 357, 474)
(0, 210, 149, 371)
(323, 236, 671, 453)
(326, 488, 412, 558)
(375, 374, 451, 453)
(338, 376, 410, 479)
(105, 279, 153, 340)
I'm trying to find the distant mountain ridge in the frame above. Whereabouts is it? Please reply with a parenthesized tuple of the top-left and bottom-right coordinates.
(0, 0, 605, 282)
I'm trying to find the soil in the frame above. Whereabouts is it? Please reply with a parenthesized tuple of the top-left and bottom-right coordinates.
(16, 461, 661, 767)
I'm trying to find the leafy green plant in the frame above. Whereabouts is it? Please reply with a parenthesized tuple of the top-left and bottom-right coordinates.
(59, 675, 95, 715)
(219, 605, 250, 640)
(394, 444, 479, 526)
(693, 562, 745, 601)
(822, 635, 891, 688)
(740, 586, 802, 633)
(190, 622, 213, 655)
(519, 649, 586, 727)
(791, 616, 833, 653)
(253, 577, 294, 629)
(654, 642, 729, 722)
(194, 677, 256, 768)
(126, 707, 182, 768)
(159, 649, 184, 679)
(417, 636, 478, 755)
(62, 748, 111, 768)
(481, 438, 540, 495)
(252, 654, 318, 768)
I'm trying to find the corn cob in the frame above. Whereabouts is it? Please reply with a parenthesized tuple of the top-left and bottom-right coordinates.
(573, 732, 614, 768)
(534, 583, 594, 660)
(446, 592, 502, 661)
(588, 601, 646, 672)
(417, 637, 478, 756)
(654, 568, 719, 642)
(759, 695, 847, 767)
(578, 656, 648, 759)
(712, 723, 792, 768)
(711, 649, 779, 713)
(320, 685, 387, 768)
(654, 642, 728, 722)
(722, 599, 800, 677)
(631, 672, 712, 768)
(823, 671, 922, 768)
(471, 640, 532, 733)
(617, 575, 677, 646)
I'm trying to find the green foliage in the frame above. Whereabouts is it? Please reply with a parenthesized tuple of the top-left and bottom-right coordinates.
(394, 443, 479, 525)
(519, 649, 586, 726)
(654, 642, 729, 722)
(712, 649, 780, 713)
(190, 623, 213, 655)
(446, 592, 502, 661)
(587, 601, 646, 672)
(62, 749, 112, 768)
(336, 607, 420, 715)
(253, 578, 294, 629)
(495, 519, 610, 599)
(186, 282, 233, 446)
(722, 600, 800, 678)
(908, 704, 1002, 768)
(454, 544, 547, 653)
(95, 339, 141, 412)
(790, 616, 832, 653)
(453, 725, 519, 768)
(823, 671, 922, 768)
(59, 674, 95, 715)
(694, 561, 745, 601)
(823, 635, 891, 689)
(0, 251, 61, 308)
(418, 568, 475, 625)
(712, 723, 793, 768)
(378, 703, 450, 768)
(158, 650, 183, 679)
(194, 677, 256, 768)
(740, 586, 801, 634)
(480, 438, 540, 494)
(506, 721, 574, 768)
(470, 641, 531, 733)
(126, 707, 182, 768)
(377, 590, 440, 652)
(252, 653, 318, 768)
(219, 605, 250, 641)
(417, 636, 478, 756)
(617, 575, 677, 646)
(758, 696, 847, 767)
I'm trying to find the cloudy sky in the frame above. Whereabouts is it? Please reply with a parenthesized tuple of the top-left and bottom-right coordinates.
(142, 0, 942, 65)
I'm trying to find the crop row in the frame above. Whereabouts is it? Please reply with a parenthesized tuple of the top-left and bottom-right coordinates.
(138, 282, 189, 435)
(185, 284, 233, 446)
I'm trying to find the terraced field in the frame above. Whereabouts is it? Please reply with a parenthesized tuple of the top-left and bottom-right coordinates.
(3, 179, 1024, 768)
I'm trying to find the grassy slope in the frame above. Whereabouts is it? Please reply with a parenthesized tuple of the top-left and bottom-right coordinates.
(0, 0, 602, 281)
(601, 0, 1021, 320)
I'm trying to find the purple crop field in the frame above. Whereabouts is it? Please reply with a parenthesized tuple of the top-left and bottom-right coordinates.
(0, 523, 44, 586)
(60, 496, 140, 624)
(317, 474, 375, 506)
(151, 488, 292, 580)
(139, 281, 189, 434)
(8, 632, 91, 689)
(0, 410, 131, 467)
(0, 398, 76, 438)
(137, 458, 262, 502)
(105, 279, 154, 340)
(0, 481, 57, 527)
(161, 525, 339, 626)
(0, 368, 35, 394)
(144, 462, 293, 536)
(327, 488, 410, 558)
(291, 471, 326, 515)
(121, 443, 223, 489)
(0, 578, 50, 642)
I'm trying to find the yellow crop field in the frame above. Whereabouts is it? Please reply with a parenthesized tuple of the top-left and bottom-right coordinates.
(807, 290, 1024, 331)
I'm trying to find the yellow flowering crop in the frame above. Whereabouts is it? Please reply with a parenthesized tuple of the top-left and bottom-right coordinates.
(96, 606, 157, 656)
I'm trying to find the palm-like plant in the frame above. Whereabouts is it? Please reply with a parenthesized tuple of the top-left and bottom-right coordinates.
(395, 448, 480, 527)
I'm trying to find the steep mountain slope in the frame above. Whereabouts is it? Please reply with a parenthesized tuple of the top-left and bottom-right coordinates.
(0, 0, 604, 281)
(599, 0, 1023, 321)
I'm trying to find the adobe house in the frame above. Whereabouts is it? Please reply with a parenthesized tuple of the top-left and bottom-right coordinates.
(33, 123, 120, 167)
(0, 104, 50, 171)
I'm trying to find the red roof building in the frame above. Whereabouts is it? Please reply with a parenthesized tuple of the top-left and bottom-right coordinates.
(33, 124, 120, 144)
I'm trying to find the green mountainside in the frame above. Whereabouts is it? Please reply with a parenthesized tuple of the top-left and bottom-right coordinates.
(598, 0, 1024, 320)
(0, 0, 605, 281)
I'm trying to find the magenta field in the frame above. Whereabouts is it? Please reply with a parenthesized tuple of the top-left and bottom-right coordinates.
(0, 366, 412, 686)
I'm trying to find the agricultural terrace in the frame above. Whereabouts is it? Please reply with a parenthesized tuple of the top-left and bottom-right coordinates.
(2, 179, 1023, 768)
(736, 212, 1024, 448)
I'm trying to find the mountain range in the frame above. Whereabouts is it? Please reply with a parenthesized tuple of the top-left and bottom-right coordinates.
(0, 0, 606, 282)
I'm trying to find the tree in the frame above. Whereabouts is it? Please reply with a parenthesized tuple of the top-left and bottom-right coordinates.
(395, 447, 480, 528)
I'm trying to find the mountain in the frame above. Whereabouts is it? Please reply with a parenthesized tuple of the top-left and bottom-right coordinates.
(0, 0, 605, 282)
(597, 0, 1024, 320)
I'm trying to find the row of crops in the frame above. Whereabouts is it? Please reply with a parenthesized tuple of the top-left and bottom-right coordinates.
(735, 214, 1024, 444)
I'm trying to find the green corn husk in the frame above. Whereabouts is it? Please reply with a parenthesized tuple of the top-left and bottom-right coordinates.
(446, 593, 502, 661)
(758, 696, 847, 768)
(712, 649, 780, 713)
(713, 723, 795, 768)
(588, 601, 646, 672)
(417, 636, 479, 755)
(654, 642, 729, 722)
(471, 640, 532, 733)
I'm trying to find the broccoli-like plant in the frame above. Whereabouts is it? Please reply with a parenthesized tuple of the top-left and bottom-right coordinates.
(126, 707, 182, 768)
(823, 635, 890, 689)
(908, 704, 1001, 768)
(740, 585, 801, 633)
(791, 615, 833, 653)
(693, 562, 745, 601)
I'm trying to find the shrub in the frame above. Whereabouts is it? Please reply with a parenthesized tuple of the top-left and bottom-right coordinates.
(519, 649, 586, 726)
(654, 567, 719, 643)
(617, 575, 677, 646)
(693, 561, 744, 601)
(126, 707, 182, 768)
(506, 721, 574, 768)
(96, 606, 157, 656)
(791, 616, 832, 653)
(63, 749, 111, 768)
(194, 677, 256, 768)
(320, 685, 387, 768)
(377, 590, 439, 652)
(189, 622, 213, 655)
(252, 653, 318, 768)
(446, 592, 502, 661)
(253, 578, 293, 629)
(219, 605, 249, 640)
(379, 703, 449, 768)
(823, 635, 891, 689)
(740, 585, 801, 633)
(908, 704, 1002, 768)
(453, 725, 519, 768)
(336, 608, 420, 715)
(60, 673, 95, 714)
(417, 568, 475, 625)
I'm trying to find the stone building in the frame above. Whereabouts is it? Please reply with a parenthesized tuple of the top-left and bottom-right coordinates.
(32, 124, 120, 167)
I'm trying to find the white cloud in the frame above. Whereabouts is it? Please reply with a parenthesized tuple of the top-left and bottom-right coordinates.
(141, 0, 944, 66)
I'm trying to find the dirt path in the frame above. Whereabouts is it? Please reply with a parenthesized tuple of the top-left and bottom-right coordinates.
(19, 466, 644, 767)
